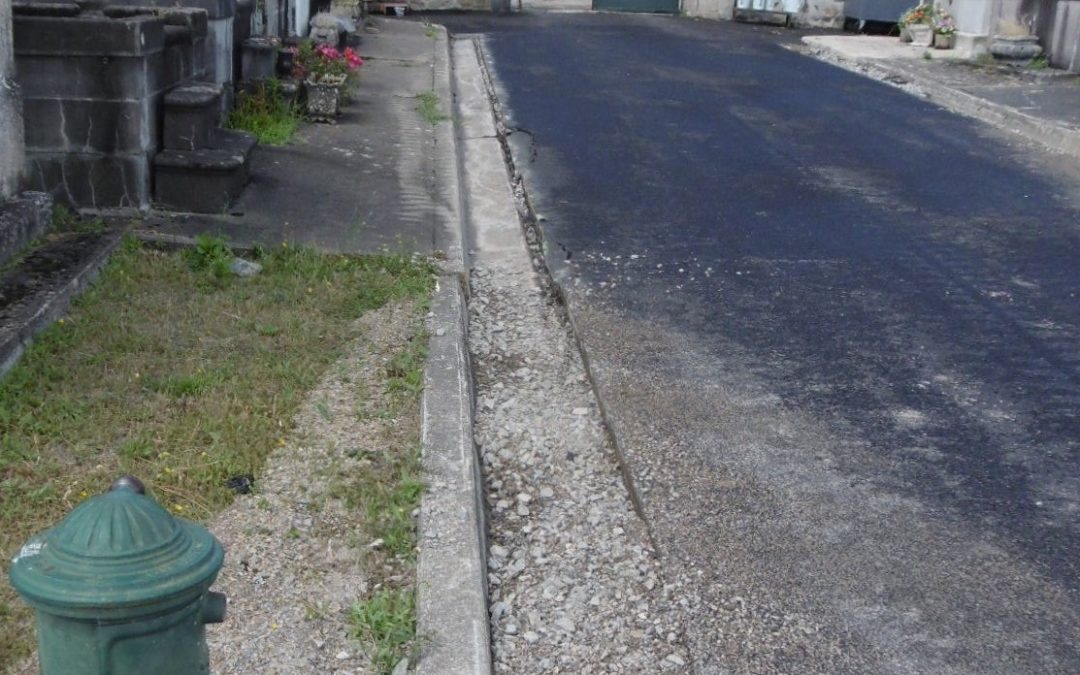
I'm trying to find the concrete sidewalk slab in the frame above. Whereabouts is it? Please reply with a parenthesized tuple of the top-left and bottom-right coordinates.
(804, 34, 966, 61)
(802, 34, 1080, 161)
(145, 19, 462, 259)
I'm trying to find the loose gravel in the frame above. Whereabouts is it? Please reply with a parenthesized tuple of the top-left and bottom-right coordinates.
(469, 262, 693, 673)
(207, 299, 424, 675)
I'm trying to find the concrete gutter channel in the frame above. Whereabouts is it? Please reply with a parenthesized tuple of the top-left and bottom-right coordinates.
(801, 36, 1080, 162)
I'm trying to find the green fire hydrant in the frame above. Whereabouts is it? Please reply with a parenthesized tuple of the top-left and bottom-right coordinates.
(8, 476, 226, 674)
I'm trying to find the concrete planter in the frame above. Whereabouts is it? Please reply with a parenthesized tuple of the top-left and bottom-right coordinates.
(990, 35, 1043, 61)
(305, 79, 344, 122)
(908, 23, 934, 47)
(934, 33, 955, 49)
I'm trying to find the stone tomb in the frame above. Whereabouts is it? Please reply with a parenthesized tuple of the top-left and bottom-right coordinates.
(15, 1, 205, 209)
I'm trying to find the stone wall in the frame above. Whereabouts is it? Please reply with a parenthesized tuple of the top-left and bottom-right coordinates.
(683, 0, 736, 21)
(684, 0, 844, 27)
(1045, 0, 1080, 70)
(1, 0, 25, 199)
(790, 0, 845, 27)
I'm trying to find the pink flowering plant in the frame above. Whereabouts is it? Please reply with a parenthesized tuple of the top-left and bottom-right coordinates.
(933, 8, 957, 35)
(292, 42, 364, 84)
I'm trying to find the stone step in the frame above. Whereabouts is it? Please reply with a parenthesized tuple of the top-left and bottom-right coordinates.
(162, 82, 223, 151)
(153, 129, 257, 213)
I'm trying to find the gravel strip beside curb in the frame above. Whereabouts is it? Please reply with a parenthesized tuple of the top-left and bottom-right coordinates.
(414, 274, 492, 675)
(800, 38, 1080, 162)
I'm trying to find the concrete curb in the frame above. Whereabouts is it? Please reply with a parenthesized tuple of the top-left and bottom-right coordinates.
(413, 25, 492, 675)
(414, 273, 491, 675)
(0, 230, 123, 380)
(801, 38, 1080, 162)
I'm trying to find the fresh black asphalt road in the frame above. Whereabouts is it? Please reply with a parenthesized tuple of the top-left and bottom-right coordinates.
(439, 12, 1080, 673)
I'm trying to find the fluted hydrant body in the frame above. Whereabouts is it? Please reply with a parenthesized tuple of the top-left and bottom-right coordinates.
(8, 476, 226, 674)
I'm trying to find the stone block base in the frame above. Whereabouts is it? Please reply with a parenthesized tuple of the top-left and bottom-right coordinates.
(25, 152, 151, 210)
(153, 130, 256, 212)
(954, 32, 991, 59)
(733, 8, 788, 26)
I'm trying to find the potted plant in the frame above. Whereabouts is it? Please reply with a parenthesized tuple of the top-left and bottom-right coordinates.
(292, 42, 363, 122)
(933, 9, 957, 49)
(899, 4, 934, 47)
(989, 20, 1044, 64)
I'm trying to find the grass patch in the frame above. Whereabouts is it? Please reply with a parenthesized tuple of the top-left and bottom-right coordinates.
(415, 92, 449, 125)
(350, 587, 416, 674)
(0, 237, 433, 668)
(225, 80, 301, 145)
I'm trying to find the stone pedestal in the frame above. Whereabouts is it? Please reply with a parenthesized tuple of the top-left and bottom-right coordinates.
(241, 36, 279, 84)
(135, 0, 235, 110)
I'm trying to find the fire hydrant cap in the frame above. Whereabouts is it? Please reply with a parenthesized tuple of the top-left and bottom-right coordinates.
(8, 477, 224, 617)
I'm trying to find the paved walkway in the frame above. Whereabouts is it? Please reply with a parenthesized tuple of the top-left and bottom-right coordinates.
(144, 19, 461, 261)
(803, 34, 1080, 157)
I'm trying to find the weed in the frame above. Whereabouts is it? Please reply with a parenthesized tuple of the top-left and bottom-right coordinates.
(315, 399, 333, 421)
(225, 80, 301, 145)
(182, 233, 234, 288)
(286, 526, 301, 540)
(144, 370, 220, 398)
(350, 587, 416, 674)
(385, 333, 428, 406)
(415, 92, 449, 125)
(422, 19, 438, 39)
(1028, 53, 1049, 69)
